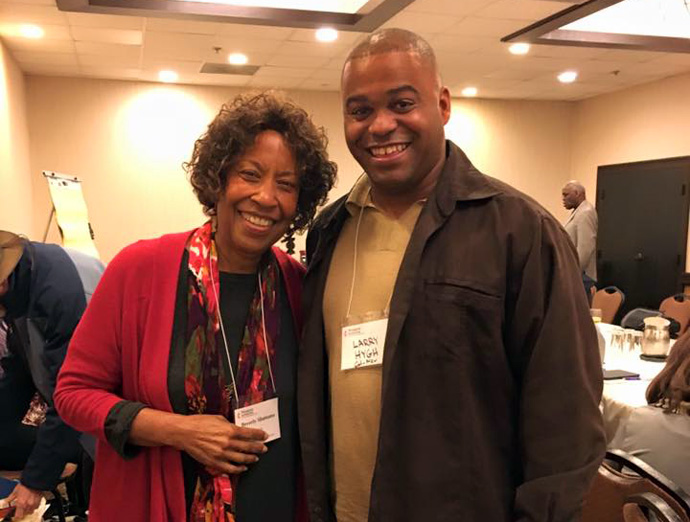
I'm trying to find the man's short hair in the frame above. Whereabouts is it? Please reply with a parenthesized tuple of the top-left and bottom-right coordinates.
(564, 181, 586, 197)
(344, 28, 439, 81)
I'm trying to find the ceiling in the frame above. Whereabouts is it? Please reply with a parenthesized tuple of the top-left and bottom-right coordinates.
(1, 0, 690, 101)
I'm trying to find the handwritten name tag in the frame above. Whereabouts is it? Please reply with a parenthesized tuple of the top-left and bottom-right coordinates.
(234, 397, 281, 442)
(341, 318, 388, 370)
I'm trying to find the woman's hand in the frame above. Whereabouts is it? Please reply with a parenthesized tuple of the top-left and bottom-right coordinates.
(129, 408, 268, 474)
(6, 483, 42, 520)
(175, 414, 268, 474)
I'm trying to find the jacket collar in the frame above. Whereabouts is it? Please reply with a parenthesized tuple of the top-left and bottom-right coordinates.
(434, 141, 501, 216)
(564, 199, 589, 226)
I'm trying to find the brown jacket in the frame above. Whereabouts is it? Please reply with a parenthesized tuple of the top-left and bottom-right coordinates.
(298, 142, 606, 522)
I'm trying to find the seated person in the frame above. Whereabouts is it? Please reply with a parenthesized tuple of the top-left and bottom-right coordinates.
(602, 332, 690, 493)
(0, 231, 104, 519)
(0, 321, 43, 471)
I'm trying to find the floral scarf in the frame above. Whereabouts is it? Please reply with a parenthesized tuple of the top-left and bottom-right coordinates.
(184, 221, 281, 522)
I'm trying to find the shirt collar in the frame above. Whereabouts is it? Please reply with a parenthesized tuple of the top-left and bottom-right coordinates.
(344, 174, 375, 217)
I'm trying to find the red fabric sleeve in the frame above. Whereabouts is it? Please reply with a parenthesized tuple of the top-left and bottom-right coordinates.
(55, 241, 147, 441)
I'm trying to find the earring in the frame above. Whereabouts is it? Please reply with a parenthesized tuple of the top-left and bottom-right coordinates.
(211, 215, 218, 236)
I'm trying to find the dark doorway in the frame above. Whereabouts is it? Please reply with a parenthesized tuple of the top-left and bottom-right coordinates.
(596, 157, 690, 319)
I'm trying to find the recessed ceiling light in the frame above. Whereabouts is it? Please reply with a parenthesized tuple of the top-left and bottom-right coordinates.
(509, 43, 530, 55)
(558, 70, 578, 83)
(228, 52, 248, 65)
(315, 27, 338, 42)
(461, 86, 478, 97)
(158, 70, 178, 83)
(20, 24, 44, 39)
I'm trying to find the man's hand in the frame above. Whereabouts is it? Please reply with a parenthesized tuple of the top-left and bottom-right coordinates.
(6, 483, 43, 520)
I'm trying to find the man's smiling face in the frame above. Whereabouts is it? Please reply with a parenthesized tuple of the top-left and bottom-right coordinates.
(341, 50, 450, 198)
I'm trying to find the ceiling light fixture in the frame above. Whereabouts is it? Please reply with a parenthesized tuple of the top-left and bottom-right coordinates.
(461, 87, 478, 97)
(558, 70, 578, 83)
(509, 43, 530, 55)
(316, 27, 339, 42)
(176, 0, 369, 14)
(20, 24, 44, 39)
(55, 0, 411, 33)
(158, 70, 179, 83)
(228, 52, 249, 65)
(502, 0, 690, 53)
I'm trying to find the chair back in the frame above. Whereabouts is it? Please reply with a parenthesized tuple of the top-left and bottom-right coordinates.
(581, 450, 690, 522)
(659, 294, 690, 336)
(592, 286, 625, 324)
(624, 492, 684, 522)
(589, 285, 597, 306)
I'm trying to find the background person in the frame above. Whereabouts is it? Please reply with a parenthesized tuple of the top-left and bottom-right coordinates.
(0, 231, 104, 520)
(562, 180, 598, 287)
(602, 332, 690, 493)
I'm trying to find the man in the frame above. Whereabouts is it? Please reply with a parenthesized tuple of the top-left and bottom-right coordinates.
(562, 181, 598, 283)
(0, 231, 103, 519)
(298, 29, 605, 522)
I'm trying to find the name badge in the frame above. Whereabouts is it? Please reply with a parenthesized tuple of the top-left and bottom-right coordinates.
(341, 318, 388, 370)
(234, 397, 281, 442)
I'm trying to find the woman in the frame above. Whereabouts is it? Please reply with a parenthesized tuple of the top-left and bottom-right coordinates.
(54, 92, 337, 521)
(602, 333, 690, 493)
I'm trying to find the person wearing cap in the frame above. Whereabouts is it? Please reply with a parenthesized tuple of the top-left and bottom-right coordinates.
(0, 231, 104, 519)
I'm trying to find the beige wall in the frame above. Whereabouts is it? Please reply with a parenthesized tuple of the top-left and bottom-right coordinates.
(571, 72, 690, 199)
(25, 75, 577, 261)
(25, 77, 361, 261)
(448, 98, 575, 223)
(0, 40, 33, 236)
(570, 72, 690, 269)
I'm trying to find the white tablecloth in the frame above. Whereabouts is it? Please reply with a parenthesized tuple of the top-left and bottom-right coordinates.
(598, 323, 672, 407)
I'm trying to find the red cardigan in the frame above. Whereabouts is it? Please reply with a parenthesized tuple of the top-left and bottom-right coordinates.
(55, 231, 305, 522)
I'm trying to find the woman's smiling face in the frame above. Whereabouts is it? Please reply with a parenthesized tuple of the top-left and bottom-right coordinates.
(215, 130, 299, 272)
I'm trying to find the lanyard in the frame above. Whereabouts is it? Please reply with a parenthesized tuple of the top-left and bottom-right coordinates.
(209, 245, 277, 409)
(345, 187, 394, 318)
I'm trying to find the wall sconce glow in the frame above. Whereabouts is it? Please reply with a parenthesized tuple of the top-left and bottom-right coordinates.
(20, 24, 44, 39)
(461, 87, 478, 97)
(158, 70, 179, 83)
(315, 27, 339, 42)
(509, 43, 530, 55)
(228, 53, 248, 65)
(557, 70, 578, 83)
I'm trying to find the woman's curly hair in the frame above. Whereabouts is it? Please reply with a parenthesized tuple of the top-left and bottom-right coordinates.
(185, 92, 337, 250)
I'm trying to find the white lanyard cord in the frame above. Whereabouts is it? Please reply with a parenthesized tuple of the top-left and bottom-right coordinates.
(345, 198, 366, 317)
(209, 257, 278, 409)
(209, 264, 240, 408)
(345, 187, 395, 317)
(258, 271, 277, 393)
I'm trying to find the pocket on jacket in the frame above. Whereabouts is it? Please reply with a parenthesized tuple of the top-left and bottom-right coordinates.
(419, 279, 503, 361)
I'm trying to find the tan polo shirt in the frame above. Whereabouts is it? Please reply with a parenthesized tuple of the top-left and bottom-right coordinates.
(323, 175, 423, 522)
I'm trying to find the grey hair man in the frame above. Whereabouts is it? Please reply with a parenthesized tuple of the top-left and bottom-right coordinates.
(562, 180, 598, 281)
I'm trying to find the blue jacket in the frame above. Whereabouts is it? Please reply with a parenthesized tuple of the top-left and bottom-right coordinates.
(0, 241, 104, 490)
